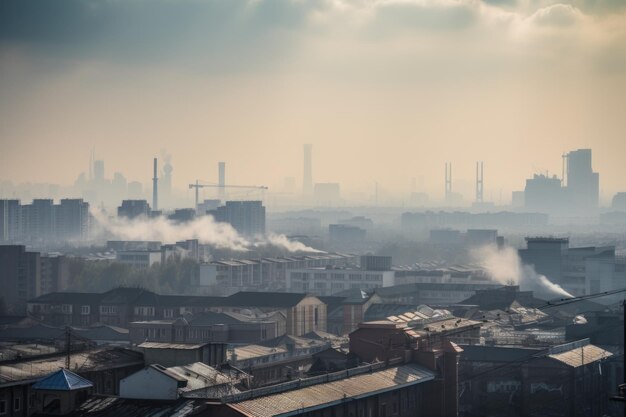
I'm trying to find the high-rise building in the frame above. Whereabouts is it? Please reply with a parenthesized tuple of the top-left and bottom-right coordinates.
(209, 201, 266, 236)
(22, 199, 56, 241)
(0, 245, 40, 314)
(0, 199, 21, 242)
(56, 199, 90, 240)
(303, 144, 313, 196)
(93, 159, 105, 182)
(566, 148, 599, 210)
(524, 174, 564, 213)
(118, 200, 151, 219)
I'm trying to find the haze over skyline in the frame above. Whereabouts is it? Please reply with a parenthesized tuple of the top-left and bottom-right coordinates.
(1, 0, 625, 202)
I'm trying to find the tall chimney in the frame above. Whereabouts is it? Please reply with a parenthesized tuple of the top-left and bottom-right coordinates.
(218, 162, 225, 200)
(303, 144, 312, 196)
(152, 158, 158, 211)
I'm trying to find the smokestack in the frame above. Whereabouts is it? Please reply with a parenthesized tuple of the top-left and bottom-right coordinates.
(153, 158, 158, 211)
(476, 161, 484, 203)
(303, 144, 312, 196)
(218, 162, 225, 200)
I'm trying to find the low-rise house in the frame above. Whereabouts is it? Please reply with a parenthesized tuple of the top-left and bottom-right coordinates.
(459, 339, 614, 417)
(0, 347, 143, 417)
(27, 289, 328, 336)
(119, 362, 242, 401)
(129, 311, 281, 345)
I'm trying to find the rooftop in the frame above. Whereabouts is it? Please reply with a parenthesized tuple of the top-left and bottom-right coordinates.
(226, 363, 435, 417)
(32, 369, 93, 391)
(548, 344, 612, 368)
(0, 347, 143, 386)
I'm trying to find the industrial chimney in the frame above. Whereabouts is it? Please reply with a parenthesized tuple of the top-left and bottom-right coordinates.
(303, 144, 312, 196)
(218, 162, 225, 200)
(152, 158, 158, 211)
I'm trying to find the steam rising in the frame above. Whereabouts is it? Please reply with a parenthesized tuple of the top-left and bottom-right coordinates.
(91, 209, 323, 253)
(472, 245, 574, 300)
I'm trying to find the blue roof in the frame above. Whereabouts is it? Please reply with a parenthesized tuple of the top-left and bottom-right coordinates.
(32, 369, 93, 391)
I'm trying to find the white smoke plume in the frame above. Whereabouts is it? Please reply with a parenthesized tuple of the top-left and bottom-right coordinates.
(256, 234, 325, 253)
(91, 209, 323, 253)
(471, 245, 574, 300)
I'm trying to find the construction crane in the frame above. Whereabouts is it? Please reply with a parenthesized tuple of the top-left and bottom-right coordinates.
(189, 180, 269, 208)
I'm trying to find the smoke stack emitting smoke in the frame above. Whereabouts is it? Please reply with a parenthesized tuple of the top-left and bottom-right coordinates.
(91, 209, 323, 253)
(472, 245, 574, 300)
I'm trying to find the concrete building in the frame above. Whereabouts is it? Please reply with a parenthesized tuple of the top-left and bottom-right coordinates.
(129, 311, 281, 345)
(459, 339, 613, 417)
(55, 198, 90, 241)
(314, 183, 340, 206)
(117, 199, 151, 219)
(328, 224, 366, 243)
(519, 237, 624, 297)
(0, 245, 40, 314)
(287, 267, 394, 296)
(209, 201, 266, 236)
(524, 174, 564, 213)
(20, 199, 55, 242)
(39, 254, 70, 295)
(566, 148, 599, 211)
(0, 199, 20, 242)
(115, 250, 162, 269)
(198, 253, 356, 294)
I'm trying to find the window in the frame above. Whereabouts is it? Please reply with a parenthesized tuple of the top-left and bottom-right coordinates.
(100, 305, 117, 314)
(13, 397, 20, 412)
(81, 305, 90, 315)
(0, 400, 6, 414)
(163, 308, 174, 318)
(61, 304, 72, 314)
(159, 328, 167, 338)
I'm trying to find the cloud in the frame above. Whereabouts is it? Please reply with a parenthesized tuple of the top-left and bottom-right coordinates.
(527, 3, 584, 26)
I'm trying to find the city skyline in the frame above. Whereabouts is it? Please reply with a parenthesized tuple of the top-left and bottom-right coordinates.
(1, 0, 626, 201)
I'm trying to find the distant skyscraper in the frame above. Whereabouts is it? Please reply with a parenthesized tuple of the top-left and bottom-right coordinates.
(209, 201, 266, 236)
(524, 174, 564, 213)
(566, 148, 599, 210)
(93, 160, 105, 182)
(303, 144, 313, 196)
(0, 199, 21, 242)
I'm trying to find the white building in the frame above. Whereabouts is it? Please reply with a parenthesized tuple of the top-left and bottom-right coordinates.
(115, 250, 161, 269)
(119, 362, 240, 400)
(287, 267, 395, 296)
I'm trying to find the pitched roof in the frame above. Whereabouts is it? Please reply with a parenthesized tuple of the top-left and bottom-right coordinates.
(32, 369, 93, 391)
(227, 363, 434, 417)
(224, 292, 311, 308)
(548, 344, 612, 368)
(100, 288, 158, 305)
(28, 292, 102, 304)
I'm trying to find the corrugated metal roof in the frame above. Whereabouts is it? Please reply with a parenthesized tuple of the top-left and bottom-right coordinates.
(234, 345, 288, 361)
(0, 347, 143, 385)
(228, 363, 435, 417)
(548, 345, 612, 368)
(138, 342, 208, 350)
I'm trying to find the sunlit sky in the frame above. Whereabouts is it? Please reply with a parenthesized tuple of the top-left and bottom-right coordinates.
(1, 0, 625, 202)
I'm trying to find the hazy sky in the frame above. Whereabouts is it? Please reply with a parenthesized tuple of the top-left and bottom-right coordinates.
(1, 0, 625, 202)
